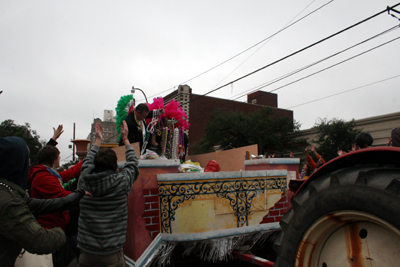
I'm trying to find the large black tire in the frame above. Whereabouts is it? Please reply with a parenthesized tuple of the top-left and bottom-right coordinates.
(274, 164, 400, 267)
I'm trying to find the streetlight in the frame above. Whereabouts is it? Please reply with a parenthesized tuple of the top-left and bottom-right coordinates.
(131, 86, 148, 103)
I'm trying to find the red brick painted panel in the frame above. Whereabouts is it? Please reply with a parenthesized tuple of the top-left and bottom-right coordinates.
(150, 202, 159, 210)
(144, 195, 159, 203)
(143, 189, 151, 196)
(268, 210, 280, 216)
(261, 217, 275, 223)
(143, 210, 159, 217)
(150, 188, 159, 195)
(146, 224, 160, 232)
(151, 217, 160, 225)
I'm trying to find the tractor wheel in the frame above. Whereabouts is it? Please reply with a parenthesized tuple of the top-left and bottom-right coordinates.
(273, 165, 400, 267)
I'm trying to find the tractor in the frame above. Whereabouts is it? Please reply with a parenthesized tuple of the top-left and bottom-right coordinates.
(273, 146, 400, 266)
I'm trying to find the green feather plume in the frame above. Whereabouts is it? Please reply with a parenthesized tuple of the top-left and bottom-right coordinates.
(115, 95, 134, 142)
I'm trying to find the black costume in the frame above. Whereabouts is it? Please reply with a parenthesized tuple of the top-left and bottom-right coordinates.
(120, 111, 157, 152)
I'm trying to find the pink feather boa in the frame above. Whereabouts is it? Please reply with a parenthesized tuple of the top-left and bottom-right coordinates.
(146, 97, 190, 130)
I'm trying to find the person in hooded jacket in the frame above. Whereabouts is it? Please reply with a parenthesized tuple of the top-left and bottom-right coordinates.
(77, 121, 139, 267)
(0, 137, 86, 267)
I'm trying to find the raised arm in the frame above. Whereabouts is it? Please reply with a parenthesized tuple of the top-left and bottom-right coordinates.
(94, 123, 103, 147)
(304, 146, 309, 157)
(305, 146, 317, 170)
(311, 144, 319, 157)
(80, 123, 103, 174)
(121, 121, 130, 146)
(120, 121, 139, 193)
(47, 124, 64, 146)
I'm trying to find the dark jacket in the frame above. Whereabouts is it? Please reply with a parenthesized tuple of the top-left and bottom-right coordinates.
(26, 189, 85, 217)
(120, 111, 155, 151)
(0, 137, 81, 266)
(77, 144, 139, 255)
(119, 111, 146, 150)
(0, 179, 67, 266)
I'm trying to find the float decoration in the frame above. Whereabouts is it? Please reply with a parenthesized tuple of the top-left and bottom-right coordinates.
(115, 95, 135, 142)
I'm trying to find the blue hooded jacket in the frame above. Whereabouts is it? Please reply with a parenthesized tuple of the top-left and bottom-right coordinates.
(0, 137, 30, 190)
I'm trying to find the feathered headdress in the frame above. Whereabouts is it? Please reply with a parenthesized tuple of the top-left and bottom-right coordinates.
(163, 99, 190, 130)
(146, 97, 190, 130)
(115, 95, 135, 142)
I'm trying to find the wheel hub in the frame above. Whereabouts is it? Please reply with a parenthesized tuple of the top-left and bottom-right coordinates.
(295, 211, 400, 266)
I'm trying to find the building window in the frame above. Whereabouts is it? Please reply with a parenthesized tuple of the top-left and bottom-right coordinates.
(252, 99, 257, 104)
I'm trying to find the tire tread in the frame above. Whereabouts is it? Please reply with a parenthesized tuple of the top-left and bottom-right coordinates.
(273, 165, 400, 267)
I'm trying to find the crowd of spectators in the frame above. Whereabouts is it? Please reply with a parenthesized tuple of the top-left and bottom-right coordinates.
(0, 121, 138, 267)
(297, 129, 400, 179)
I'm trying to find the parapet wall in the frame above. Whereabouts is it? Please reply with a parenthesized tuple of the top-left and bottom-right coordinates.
(122, 152, 300, 261)
(157, 170, 287, 234)
(244, 158, 300, 222)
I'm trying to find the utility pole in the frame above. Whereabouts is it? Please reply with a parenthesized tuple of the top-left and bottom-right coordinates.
(73, 123, 76, 161)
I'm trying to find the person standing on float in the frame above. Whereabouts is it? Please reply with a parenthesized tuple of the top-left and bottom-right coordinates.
(119, 103, 149, 153)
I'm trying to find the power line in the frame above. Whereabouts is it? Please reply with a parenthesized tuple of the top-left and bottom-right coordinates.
(268, 35, 400, 93)
(127, 3, 400, 141)
(287, 74, 400, 109)
(184, 34, 400, 124)
(182, 2, 400, 106)
(228, 25, 400, 101)
(140, 0, 335, 102)
(209, 0, 320, 90)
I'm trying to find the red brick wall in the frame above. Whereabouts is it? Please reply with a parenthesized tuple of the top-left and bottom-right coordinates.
(189, 93, 293, 154)
(163, 88, 293, 155)
(247, 91, 278, 107)
(260, 194, 288, 224)
(143, 188, 160, 239)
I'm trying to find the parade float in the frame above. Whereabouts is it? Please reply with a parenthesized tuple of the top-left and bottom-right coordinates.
(111, 87, 297, 266)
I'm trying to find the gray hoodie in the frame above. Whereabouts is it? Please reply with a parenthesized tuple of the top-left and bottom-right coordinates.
(77, 145, 139, 255)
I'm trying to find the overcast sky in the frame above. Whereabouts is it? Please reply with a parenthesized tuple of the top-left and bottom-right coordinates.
(1, 0, 400, 163)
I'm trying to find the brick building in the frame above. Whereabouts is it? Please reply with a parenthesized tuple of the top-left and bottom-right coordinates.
(163, 85, 293, 154)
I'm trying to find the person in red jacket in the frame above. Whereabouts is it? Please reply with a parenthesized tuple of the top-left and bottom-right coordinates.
(27, 125, 83, 266)
(28, 146, 82, 229)
(29, 145, 83, 267)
